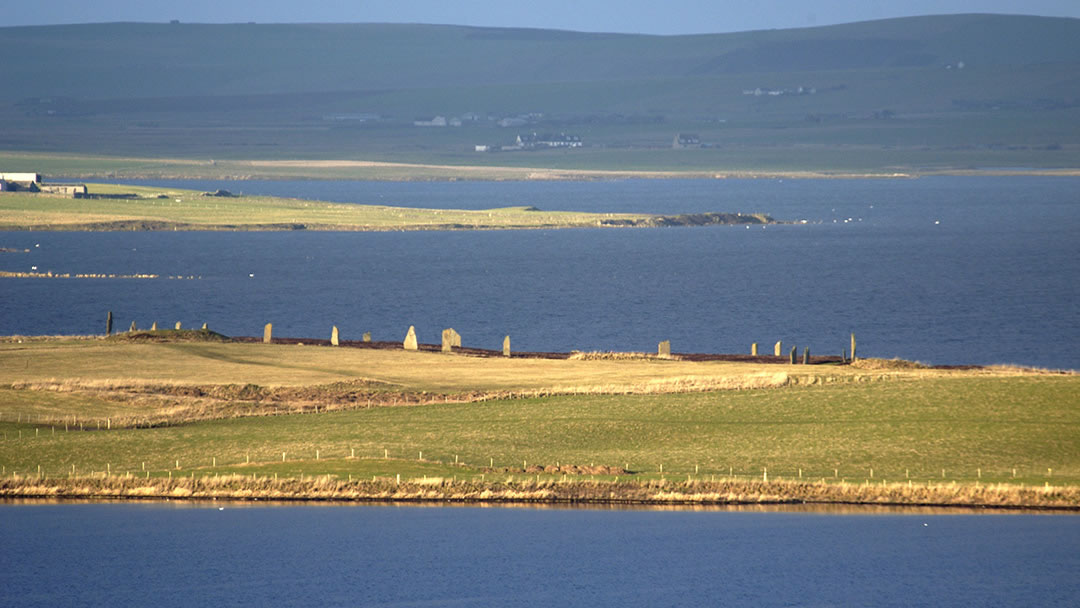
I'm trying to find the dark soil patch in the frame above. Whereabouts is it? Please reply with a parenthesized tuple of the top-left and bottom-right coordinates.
(483, 464, 629, 475)
(107, 329, 231, 343)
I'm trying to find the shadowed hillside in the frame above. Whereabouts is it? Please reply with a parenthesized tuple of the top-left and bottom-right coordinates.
(1, 14, 1078, 173)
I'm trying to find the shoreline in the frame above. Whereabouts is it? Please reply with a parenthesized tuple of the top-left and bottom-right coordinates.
(0, 212, 779, 233)
(58, 166, 1080, 182)
(5, 151, 1080, 183)
(3, 475, 1077, 512)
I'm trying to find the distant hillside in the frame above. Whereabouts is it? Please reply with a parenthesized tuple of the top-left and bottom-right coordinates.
(2, 14, 1077, 100)
(1, 14, 1078, 174)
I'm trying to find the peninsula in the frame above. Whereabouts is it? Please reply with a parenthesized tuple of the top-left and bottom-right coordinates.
(0, 183, 775, 232)
(1, 331, 1076, 509)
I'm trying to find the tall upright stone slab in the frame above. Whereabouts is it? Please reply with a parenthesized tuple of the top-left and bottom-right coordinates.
(129, 321, 137, 332)
(441, 328, 458, 353)
(850, 333, 857, 362)
(201, 322, 208, 330)
(150, 322, 158, 331)
(503, 335, 511, 357)
(105, 311, 113, 336)
(658, 340, 671, 357)
(789, 346, 797, 364)
(331, 326, 340, 346)
(774, 341, 782, 357)
(802, 347, 810, 365)
(362, 332, 372, 343)
(175, 321, 182, 330)
(263, 323, 272, 344)
(751, 343, 758, 356)
(403, 326, 418, 351)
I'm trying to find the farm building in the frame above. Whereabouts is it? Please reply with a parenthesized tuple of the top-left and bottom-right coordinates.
(673, 134, 702, 149)
(0, 172, 87, 197)
(516, 132, 583, 149)
(0, 173, 43, 190)
(39, 184, 88, 197)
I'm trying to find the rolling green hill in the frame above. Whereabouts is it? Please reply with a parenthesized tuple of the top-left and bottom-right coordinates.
(1, 14, 1078, 174)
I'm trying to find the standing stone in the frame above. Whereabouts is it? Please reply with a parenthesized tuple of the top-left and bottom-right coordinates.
(175, 321, 182, 330)
(331, 326, 340, 346)
(403, 326, 418, 351)
(150, 322, 158, 331)
(105, 311, 113, 336)
(362, 332, 371, 343)
(751, 343, 758, 356)
(850, 333, 857, 362)
(503, 335, 511, 357)
(658, 340, 671, 357)
(263, 323, 272, 344)
(789, 346, 797, 364)
(129, 321, 137, 332)
(452, 329, 461, 348)
(802, 347, 810, 365)
(201, 322, 208, 330)
(441, 328, 457, 353)
(774, 341, 782, 357)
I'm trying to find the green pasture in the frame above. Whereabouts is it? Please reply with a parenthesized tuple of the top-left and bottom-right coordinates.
(3, 375, 1077, 485)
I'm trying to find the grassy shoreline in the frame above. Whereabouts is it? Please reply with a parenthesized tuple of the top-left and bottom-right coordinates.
(2, 474, 1077, 511)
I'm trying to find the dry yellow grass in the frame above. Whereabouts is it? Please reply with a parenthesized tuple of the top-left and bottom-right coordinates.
(0, 340, 996, 391)
(0, 338, 1062, 431)
(2, 474, 1076, 509)
(0, 185, 652, 231)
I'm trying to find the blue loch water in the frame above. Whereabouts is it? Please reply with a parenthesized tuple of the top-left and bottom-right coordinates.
(1, 176, 1078, 368)
(1, 503, 1078, 608)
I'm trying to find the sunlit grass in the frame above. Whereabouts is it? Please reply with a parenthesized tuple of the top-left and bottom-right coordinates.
(1, 338, 1075, 507)
(2, 374, 1076, 485)
(0, 183, 650, 230)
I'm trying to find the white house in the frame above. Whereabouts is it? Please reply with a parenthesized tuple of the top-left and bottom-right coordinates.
(414, 116, 448, 127)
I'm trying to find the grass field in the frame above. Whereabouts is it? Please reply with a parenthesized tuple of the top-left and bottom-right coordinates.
(0, 182, 672, 231)
(1, 338, 1076, 504)
(2, 150, 1078, 184)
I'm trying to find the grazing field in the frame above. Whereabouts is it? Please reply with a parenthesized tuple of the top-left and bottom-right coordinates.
(1, 337, 1076, 506)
